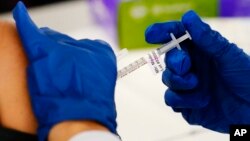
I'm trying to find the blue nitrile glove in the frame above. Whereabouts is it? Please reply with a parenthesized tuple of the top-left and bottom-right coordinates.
(13, 2, 117, 141)
(145, 11, 250, 133)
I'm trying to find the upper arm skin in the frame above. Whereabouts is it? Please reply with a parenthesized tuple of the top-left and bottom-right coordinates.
(0, 20, 37, 134)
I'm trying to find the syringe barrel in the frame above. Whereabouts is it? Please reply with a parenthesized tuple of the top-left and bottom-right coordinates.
(157, 41, 177, 55)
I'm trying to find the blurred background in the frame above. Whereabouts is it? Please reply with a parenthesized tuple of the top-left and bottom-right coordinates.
(0, 0, 69, 12)
(1, 0, 250, 141)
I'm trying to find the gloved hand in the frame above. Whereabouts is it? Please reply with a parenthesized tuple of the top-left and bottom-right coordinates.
(13, 2, 117, 141)
(145, 11, 250, 133)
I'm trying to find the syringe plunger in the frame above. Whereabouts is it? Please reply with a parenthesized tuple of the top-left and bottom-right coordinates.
(157, 30, 192, 55)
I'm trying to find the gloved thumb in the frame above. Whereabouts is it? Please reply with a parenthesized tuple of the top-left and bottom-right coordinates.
(182, 11, 234, 60)
(13, 1, 45, 60)
(183, 11, 250, 103)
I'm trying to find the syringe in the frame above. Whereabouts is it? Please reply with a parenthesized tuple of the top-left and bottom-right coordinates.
(117, 31, 192, 79)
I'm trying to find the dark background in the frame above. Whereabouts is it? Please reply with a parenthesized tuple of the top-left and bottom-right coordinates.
(0, 0, 69, 13)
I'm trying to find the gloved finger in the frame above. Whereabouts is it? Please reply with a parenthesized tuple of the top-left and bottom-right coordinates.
(145, 21, 186, 44)
(40, 27, 77, 43)
(94, 39, 112, 48)
(67, 39, 117, 63)
(162, 69, 198, 90)
(164, 89, 210, 108)
(93, 39, 116, 54)
(12, 2, 47, 60)
(172, 108, 182, 113)
(182, 12, 250, 101)
(165, 48, 191, 75)
(78, 39, 112, 49)
(182, 11, 232, 58)
(77, 39, 115, 56)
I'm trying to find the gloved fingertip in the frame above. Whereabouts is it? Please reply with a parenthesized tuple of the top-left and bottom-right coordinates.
(164, 89, 210, 108)
(94, 39, 111, 47)
(12, 1, 26, 17)
(164, 89, 181, 107)
(145, 21, 186, 44)
(145, 24, 157, 44)
(162, 70, 198, 91)
(181, 10, 201, 27)
(181, 11, 206, 42)
(165, 49, 191, 75)
(185, 73, 199, 89)
(12, 1, 40, 40)
(13, 1, 31, 26)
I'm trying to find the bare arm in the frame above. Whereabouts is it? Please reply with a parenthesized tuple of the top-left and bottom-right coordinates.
(49, 121, 109, 141)
(0, 20, 37, 134)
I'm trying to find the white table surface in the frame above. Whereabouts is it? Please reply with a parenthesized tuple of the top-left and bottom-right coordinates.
(1, 1, 250, 141)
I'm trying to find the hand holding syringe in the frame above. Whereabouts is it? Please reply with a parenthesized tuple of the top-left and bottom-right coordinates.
(117, 31, 192, 79)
